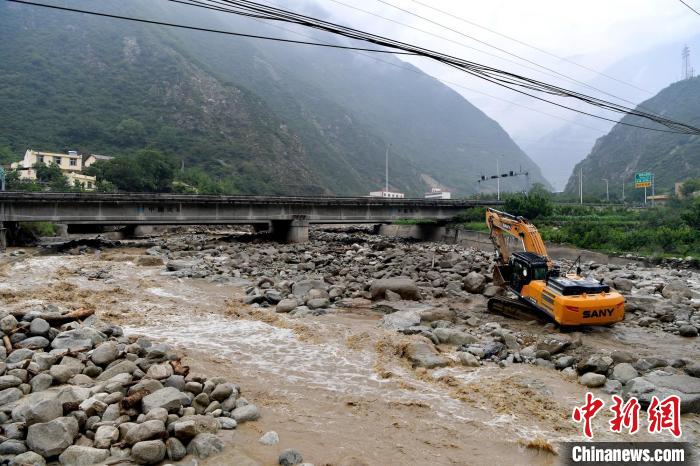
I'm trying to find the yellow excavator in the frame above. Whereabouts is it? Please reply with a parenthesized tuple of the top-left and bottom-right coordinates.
(485, 208, 624, 326)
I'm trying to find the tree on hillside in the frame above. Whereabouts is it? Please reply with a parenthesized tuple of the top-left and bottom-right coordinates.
(34, 162, 71, 191)
(503, 183, 553, 220)
(86, 149, 176, 192)
(0, 146, 17, 165)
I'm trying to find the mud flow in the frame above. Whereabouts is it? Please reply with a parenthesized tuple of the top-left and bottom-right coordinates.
(1, 231, 699, 466)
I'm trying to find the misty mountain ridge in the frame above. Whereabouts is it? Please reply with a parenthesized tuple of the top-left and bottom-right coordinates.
(522, 34, 700, 191)
(0, 0, 548, 196)
(564, 76, 700, 199)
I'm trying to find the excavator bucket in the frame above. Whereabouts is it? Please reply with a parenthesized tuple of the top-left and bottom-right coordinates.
(492, 264, 510, 287)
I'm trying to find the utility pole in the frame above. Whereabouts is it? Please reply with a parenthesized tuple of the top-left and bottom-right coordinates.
(496, 157, 500, 201)
(622, 179, 625, 203)
(602, 179, 609, 202)
(385, 144, 390, 193)
(579, 168, 583, 205)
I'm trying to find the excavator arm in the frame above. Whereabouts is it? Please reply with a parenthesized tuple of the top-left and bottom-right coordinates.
(485, 208, 551, 267)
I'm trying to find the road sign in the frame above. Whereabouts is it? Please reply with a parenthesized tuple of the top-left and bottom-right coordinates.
(635, 172, 652, 188)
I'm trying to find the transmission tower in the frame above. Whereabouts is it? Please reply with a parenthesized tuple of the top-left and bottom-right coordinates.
(682, 45, 695, 80)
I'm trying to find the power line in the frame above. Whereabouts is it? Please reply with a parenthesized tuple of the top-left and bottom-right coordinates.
(4, 0, 415, 55)
(197, 0, 700, 134)
(369, 0, 647, 109)
(406, 0, 652, 95)
(323, 0, 616, 101)
(679, 0, 700, 15)
(11, 0, 700, 134)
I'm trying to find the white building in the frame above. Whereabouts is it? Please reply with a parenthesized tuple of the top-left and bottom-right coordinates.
(83, 153, 114, 168)
(424, 187, 451, 199)
(369, 190, 405, 198)
(10, 149, 106, 190)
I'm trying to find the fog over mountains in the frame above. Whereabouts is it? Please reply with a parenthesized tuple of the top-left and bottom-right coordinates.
(0, 0, 548, 196)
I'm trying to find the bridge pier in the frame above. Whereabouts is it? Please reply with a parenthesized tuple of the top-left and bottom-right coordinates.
(271, 219, 309, 243)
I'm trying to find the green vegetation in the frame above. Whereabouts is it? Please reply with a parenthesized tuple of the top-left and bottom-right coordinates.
(457, 188, 700, 258)
(20, 222, 58, 237)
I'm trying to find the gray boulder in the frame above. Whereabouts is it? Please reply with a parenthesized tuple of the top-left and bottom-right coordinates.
(91, 342, 119, 366)
(0, 387, 22, 406)
(58, 446, 109, 466)
(292, 279, 328, 299)
(379, 310, 421, 331)
(625, 372, 700, 413)
(433, 328, 478, 346)
(580, 372, 606, 388)
(611, 363, 639, 384)
(275, 299, 298, 313)
(186, 433, 224, 459)
(16, 336, 50, 350)
(279, 448, 304, 466)
(404, 339, 449, 369)
(577, 355, 613, 374)
(679, 325, 698, 337)
(0, 375, 22, 390)
(462, 272, 486, 293)
(231, 404, 260, 423)
(124, 420, 166, 445)
(132, 440, 167, 464)
(51, 328, 105, 350)
(26, 416, 79, 457)
(369, 278, 419, 301)
(10, 451, 46, 466)
(166, 437, 187, 461)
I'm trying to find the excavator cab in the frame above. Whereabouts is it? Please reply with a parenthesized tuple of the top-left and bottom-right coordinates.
(509, 252, 547, 292)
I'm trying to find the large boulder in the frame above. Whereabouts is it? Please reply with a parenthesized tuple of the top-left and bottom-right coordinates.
(611, 363, 639, 384)
(292, 279, 328, 299)
(124, 420, 166, 445)
(172, 415, 220, 440)
(186, 433, 224, 459)
(369, 278, 419, 301)
(403, 338, 449, 369)
(433, 328, 478, 346)
(379, 310, 421, 331)
(577, 355, 613, 375)
(51, 328, 106, 350)
(26, 416, 79, 457)
(141, 387, 187, 413)
(462, 272, 487, 293)
(58, 446, 110, 466)
(624, 371, 700, 413)
(661, 280, 693, 299)
(132, 440, 167, 464)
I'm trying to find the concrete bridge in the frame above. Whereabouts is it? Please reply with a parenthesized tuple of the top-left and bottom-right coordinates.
(0, 192, 498, 245)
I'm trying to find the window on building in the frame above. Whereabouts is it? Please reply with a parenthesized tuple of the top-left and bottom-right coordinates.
(38, 156, 44, 163)
(69, 158, 77, 167)
(87, 182, 93, 189)
(54, 157, 62, 165)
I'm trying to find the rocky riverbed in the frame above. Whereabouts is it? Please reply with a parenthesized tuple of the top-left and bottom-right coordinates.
(1, 226, 699, 465)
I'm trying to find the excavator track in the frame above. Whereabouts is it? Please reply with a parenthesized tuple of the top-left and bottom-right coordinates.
(487, 296, 548, 322)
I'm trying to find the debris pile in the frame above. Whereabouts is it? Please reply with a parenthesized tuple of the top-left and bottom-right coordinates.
(0, 310, 261, 465)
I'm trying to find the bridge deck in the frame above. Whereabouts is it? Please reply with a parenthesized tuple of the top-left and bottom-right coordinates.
(0, 192, 497, 225)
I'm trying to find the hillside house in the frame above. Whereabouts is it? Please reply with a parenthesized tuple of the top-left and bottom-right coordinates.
(10, 149, 111, 190)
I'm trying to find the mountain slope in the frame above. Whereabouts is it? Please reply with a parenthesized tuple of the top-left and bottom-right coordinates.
(564, 77, 700, 199)
(0, 0, 547, 195)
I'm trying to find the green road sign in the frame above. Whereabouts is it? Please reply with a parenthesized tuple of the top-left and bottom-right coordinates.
(635, 172, 652, 188)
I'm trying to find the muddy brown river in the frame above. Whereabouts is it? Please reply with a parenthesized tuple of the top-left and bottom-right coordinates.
(1, 246, 698, 465)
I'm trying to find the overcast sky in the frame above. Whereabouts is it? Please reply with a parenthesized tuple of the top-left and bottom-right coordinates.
(281, 0, 700, 139)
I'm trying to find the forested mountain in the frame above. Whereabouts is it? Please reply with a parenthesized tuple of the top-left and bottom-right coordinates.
(564, 77, 700, 200)
(0, 0, 548, 195)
